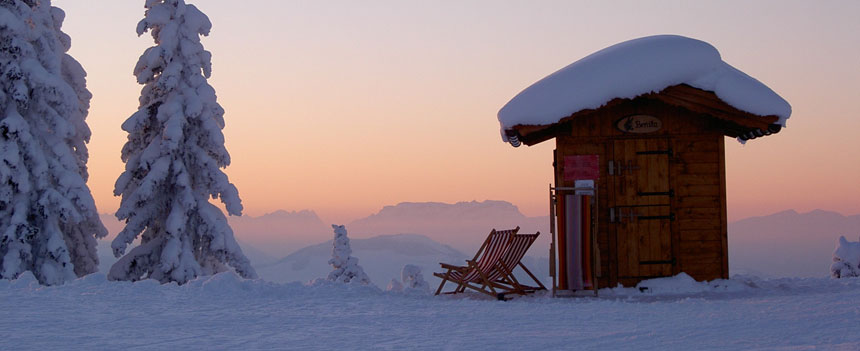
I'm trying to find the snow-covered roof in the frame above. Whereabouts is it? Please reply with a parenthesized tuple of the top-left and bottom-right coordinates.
(497, 35, 792, 142)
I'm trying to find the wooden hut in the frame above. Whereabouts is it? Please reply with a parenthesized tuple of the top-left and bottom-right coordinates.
(497, 35, 791, 291)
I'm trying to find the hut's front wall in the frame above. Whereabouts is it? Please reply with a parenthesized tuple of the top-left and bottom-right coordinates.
(553, 98, 728, 288)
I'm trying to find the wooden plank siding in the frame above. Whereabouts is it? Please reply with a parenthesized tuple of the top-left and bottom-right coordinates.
(672, 135, 726, 281)
(553, 96, 730, 288)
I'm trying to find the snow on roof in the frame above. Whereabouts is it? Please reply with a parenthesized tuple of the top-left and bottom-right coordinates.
(497, 35, 792, 142)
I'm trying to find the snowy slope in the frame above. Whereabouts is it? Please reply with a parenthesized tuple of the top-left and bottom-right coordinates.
(498, 35, 791, 141)
(3, 272, 859, 350)
(255, 234, 469, 285)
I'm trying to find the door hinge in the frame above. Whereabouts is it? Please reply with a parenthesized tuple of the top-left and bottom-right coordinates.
(639, 258, 676, 265)
(636, 147, 673, 156)
(637, 189, 675, 197)
(637, 213, 676, 221)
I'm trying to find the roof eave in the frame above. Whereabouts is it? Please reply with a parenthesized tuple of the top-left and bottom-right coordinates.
(505, 84, 782, 147)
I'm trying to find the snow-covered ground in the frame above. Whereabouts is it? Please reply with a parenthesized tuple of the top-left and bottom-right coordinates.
(3, 272, 859, 350)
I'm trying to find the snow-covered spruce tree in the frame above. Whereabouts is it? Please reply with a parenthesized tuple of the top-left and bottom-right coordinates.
(327, 225, 371, 285)
(109, 0, 256, 284)
(831, 236, 860, 279)
(0, 0, 107, 285)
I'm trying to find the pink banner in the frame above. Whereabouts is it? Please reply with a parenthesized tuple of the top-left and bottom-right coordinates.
(564, 155, 599, 181)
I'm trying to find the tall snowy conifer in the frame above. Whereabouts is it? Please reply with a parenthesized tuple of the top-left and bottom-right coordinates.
(110, 0, 256, 284)
(0, 0, 107, 285)
(327, 225, 371, 285)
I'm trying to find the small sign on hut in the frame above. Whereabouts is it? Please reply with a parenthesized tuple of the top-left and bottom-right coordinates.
(497, 35, 791, 293)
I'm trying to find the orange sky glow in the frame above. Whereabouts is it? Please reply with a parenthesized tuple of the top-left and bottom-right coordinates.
(53, 1, 860, 224)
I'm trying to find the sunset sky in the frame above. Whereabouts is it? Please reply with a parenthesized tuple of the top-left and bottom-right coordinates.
(53, 0, 860, 224)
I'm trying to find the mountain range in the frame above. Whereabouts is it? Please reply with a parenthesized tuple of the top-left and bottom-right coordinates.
(346, 200, 549, 253)
(95, 203, 859, 282)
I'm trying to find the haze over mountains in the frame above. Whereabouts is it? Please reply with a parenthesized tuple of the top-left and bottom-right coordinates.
(255, 233, 468, 285)
(96, 202, 859, 283)
(95, 200, 550, 278)
(729, 209, 860, 277)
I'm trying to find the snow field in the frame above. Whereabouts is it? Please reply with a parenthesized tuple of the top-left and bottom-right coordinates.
(2, 272, 859, 350)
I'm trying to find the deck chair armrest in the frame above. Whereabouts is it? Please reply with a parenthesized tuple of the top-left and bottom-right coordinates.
(439, 263, 467, 271)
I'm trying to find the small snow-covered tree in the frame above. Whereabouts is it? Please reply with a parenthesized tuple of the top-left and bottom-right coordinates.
(0, 0, 107, 285)
(109, 0, 256, 284)
(327, 224, 371, 285)
(401, 264, 430, 294)
(831, 236, 860, 279)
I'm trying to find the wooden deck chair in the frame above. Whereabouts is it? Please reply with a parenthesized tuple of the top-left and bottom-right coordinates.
(433, 227, 518, 299)
(492, 232, 547, 298)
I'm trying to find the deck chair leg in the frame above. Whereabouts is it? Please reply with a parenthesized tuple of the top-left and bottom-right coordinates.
(475, 266, 498, 296)
(518, 262, 546, 290)
(497, 262, 526, 295)
(435, 270, 453, 295)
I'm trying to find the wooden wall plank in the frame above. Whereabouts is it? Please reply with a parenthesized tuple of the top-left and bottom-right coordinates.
(679, 230, 722, 241)
(718, 137, 729, 278)
(679, 241, 723, 257)
(679, 218, 721, 231)
(674, 175, 720, 185)
(677, 184, 721, 197)
(676, 207, 720, 219)
(681, 163, 719, 175)
(676, 196, 720, 208)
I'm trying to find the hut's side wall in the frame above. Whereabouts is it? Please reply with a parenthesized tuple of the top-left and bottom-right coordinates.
(554, 98, 729, 288)
(671, 136, 729, 281)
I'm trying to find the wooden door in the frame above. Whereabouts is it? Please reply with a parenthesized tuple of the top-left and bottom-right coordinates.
(612, 139, 674, 279)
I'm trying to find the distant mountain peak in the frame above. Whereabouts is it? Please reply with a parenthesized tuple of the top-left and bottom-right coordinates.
(732, 209, 854, 225)
(771, 209, 799, 217)
(258, 209, 321, 219)
(361, 200, 526, 222)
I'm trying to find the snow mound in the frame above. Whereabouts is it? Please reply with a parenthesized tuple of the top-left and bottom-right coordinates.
(831, 236, 860, 278)
(498, 35, 791, 141)
(400, 264, 431, 294)
(604, 273, 753, 296)
(386, 278, 403, 292)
